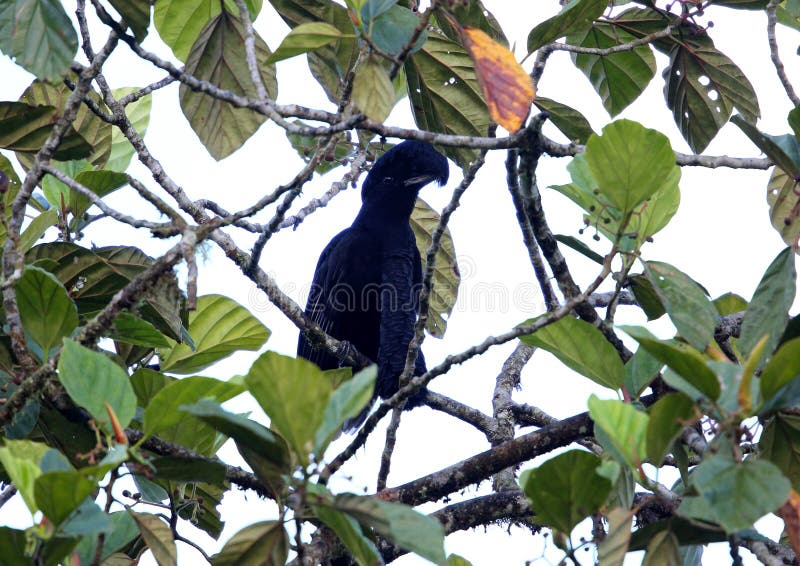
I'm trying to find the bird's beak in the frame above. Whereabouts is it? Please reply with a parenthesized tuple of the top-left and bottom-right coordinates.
(403, 174, 439, 187)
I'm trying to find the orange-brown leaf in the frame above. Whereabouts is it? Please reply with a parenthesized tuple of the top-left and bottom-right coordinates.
(461, 26, 535, 133)
(778, 489, 800, 557)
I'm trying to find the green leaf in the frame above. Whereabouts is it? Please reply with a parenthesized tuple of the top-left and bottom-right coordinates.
(313, 504, 383, 566)
(598, 507, 634, 566)
(59, 498, 111, 537)
(16, 265, 78, 361)
(19, 209, 57, 252)
(0, 439, 50, 513)
(624, 346, 663, 398)
(405, 31, 491, 169)
(130, 367, 173, 405)
(739, 247, 797, 365)
(713, 292, 748, 316)
(245, 352, 331, 464)
(266, 22, 345, 64)
(211, 521, 289, 566)
(129, 511, 177, 566)
(0, 527, 32, 564)
(767, 166, 800, 251)
(646, 393, 696, 465)
(57, 339, 137, 435)
(159, 294, 270, 374)
(732, 116, 800, 177)
(368, 5, 427, 56)
(153, 0, 225, 61)
(70, 170, 128, 220)
(21, 80, 113, 168)
(662, 39, 759, 153)
(352, 56, 395, 123)
(761, 413, 800, 490)
(333, 493, 446, 565)
(434, 0, 507, 46)
(620, 325, 720, 400)
(527, 0, 607, 53)
(179, 11, 278, 160)
(520, 316, 625, 390)
(74, 511, 139, 566)
(714, 0, 769, 8)
(642, 530, 682, 566)
(150, 455, 226, 484)
(629, 274, 667, 320)
(519, 450, 611, 533)
(584, 120, 677, 213)
(41, 159, 92, 210)
(588, 396, 648, 469)
(760, 337, 800, 404)
(778, 0, 800, 31)
(107, 312, 171, 348)
(0, 0, 78, 80)
(179, 398, 291, 477)
(143, 375, 243, 438)
(107, 0, 151, 41)
(553, 234, 604, 264)
(410, 198, 460, 338)
(360, 0, 397, 23)
(0, 102, 91, 161)
(678, 454, 790, 533)
(644, 261, 717, 350)
(567, 23, 655, 116)
(315, 366, 376, 453)
(107, 88, 152, 172)
(34, 471, 94, 526)
(533, 97, 594, 144)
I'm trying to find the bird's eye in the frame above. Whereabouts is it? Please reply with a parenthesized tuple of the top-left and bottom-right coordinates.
(383, 176, 393, 184)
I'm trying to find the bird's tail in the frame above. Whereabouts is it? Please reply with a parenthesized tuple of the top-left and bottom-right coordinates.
(341, 387, 428, 433)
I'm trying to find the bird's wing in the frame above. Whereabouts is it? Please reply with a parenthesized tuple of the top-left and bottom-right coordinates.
(297, 230, 349, 369)
(375, 246, 419, 399)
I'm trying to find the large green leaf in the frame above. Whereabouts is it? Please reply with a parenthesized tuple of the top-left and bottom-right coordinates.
(129, 511, 177, 566)
(266, 21, 345, 64)
(732, 116, 800, 177)
(519, 450, 611, 533)
(314, 365, 376, 454)
(567, 23, 656, 117)
(620, 325, 720, 400)
(533, 97, 594, 144)
(0, 0, 78, 80)
(584, 120, 677, 213)
(405, 31, 491, 169)
(679, 454, 790, 533)
(19, 208, 57, 252)
(760, 413, 800, 490)
(108, 0, 151, 41)
(646, 393, 696, 465)
(210, 521, 289, 566)
(57, 339, 137, 435)
(309, 487, 382, 566)
(352, 56, 395, 122)
(0, 439, 50, 513)
(245, 352, 331, 465)
(520, 316, 625, 390)
(159, 294, 269, 374)
(179, 11, 278, 160)
(367, 5, 426, 56)
(20, 80, 113, 168)
(644, 261, 717, 351)
(16, 265, 78, 361)
(410, 198, 460, 338)
(0, 102, 91, 160)
(332, 493, 446, 565)
(760, 338, 800, 403)
(106, 87, 152, 172)
(143, 375, 244, 438)
(527, 0, 607, 53)
(588, 396, 648, 469)
(739, 247, 797, 365)
(34, 471, 94, 526)
(767, 166, 800, 250)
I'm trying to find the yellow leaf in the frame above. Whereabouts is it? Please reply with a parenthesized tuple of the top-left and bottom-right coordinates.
(460, 26, 535, 133)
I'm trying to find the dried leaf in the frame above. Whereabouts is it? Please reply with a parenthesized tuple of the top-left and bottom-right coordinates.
(777, 489, 800, 557)
(460, 26, 535, 133)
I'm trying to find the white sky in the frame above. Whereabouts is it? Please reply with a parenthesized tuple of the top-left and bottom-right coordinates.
(1, 1, 799, 565)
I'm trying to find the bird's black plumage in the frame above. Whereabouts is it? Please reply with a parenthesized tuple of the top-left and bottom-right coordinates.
(297, 140, 449, 429)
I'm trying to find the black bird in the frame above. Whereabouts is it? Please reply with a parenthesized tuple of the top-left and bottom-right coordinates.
(297, 140, 449, 429)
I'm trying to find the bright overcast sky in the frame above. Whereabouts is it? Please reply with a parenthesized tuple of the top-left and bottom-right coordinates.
(1, 2, 798, 565)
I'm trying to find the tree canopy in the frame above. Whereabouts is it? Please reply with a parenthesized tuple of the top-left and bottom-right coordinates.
(0, 0, 799, 565)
